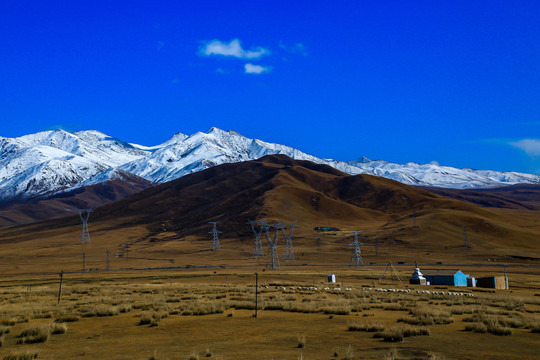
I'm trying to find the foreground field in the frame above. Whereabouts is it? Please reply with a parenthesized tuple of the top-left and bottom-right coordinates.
(1, 270, 539, 360)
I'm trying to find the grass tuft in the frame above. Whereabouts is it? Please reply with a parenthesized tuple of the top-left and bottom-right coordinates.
(54, 315, 79, 323)
(464, 322, 487, 333)
(2, 351, 39, 360)
(342, 344, 354, 360)
(16, 325, 50, 344)
(347, 321, 384, 332)
(0, 319, 16, 327)
(50, 323, 68, 335)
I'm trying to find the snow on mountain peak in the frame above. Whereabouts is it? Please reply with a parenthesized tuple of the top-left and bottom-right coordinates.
(1, 127, 539, 201)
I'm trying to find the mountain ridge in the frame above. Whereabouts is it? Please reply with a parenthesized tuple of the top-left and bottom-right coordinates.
(1, 127, 539, 201)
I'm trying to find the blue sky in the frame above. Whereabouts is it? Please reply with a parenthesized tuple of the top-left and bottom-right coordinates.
(1, 1, 539, 173)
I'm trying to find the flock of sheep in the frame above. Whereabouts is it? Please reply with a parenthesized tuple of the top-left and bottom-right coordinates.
(366, 287, 474, 296)
(263, 285, 474, 296)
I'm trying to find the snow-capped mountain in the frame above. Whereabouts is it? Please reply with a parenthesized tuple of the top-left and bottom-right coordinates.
(1, 127, 539, 201)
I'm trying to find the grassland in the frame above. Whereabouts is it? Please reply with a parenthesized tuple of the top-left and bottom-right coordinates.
(1, 269, 539, 360)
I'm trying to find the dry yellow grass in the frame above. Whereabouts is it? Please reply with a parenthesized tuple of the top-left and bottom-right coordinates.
(0, 270, 539, 359)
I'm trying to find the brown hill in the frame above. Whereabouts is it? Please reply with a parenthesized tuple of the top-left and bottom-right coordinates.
(0, 155, 539, 276)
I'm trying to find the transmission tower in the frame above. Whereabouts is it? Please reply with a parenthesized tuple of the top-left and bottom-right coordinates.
(349, 231, 365, 268)
(281, 221, 296, 262)
(248, 220, 265, 259)
(209, 222, 222, 251)
(264, 225, 280, 270)
(77, 208, 92, 244)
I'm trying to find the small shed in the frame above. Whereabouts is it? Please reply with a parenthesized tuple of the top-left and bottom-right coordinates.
(466, 276, 476, 287)
(476, 276, 507, 289)
(327, 274, 336, 283)
(421, 269, 468, 286)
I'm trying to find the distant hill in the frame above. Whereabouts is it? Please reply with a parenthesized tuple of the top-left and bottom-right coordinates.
(0, 155, 538, 276)
(423, 184, 540, 210)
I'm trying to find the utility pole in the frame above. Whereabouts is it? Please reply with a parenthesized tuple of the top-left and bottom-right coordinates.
(248, 220, 265, 259)
(349, 231, 365, 268)
(77, 208, 93, 244)
(209, 222, 222, 251)
(281, 221, 296, 262)
(254, 272, 259, 318)
(265, 225, 280, 270)
(57, 270, 64, 304)
(504, 264, 509, 289)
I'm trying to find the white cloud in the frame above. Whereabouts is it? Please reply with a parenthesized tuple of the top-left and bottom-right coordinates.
(244, 63, 272, 74)
(199, 39, 269, 59)
(509, 139, 540, 156)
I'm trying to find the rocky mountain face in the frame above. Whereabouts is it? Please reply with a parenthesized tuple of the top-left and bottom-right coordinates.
(1, 127, 539, 201)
